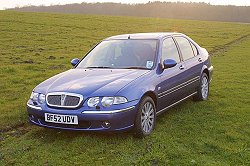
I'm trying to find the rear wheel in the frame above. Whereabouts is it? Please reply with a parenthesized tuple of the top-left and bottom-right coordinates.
(134, 96, 156, 138)
(194, 72, 209, 101)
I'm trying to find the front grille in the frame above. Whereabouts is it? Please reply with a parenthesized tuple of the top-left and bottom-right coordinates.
(64, 95, 80, 106)
(47, 95, 61, 106)
(46, 92, 83, 108)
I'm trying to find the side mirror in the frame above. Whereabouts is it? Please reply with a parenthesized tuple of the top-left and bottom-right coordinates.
(71, 58, 80, 66)
(163, 59, 177, 69)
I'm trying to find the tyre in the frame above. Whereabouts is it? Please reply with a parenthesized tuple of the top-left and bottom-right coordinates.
(134, 96, 156, 138)
(193, 72, 209, 101)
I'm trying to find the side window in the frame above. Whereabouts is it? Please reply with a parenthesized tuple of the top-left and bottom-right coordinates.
(190, 42, 198, 56)
(162, 38, 180, 63)
(175, 37, 194, 61)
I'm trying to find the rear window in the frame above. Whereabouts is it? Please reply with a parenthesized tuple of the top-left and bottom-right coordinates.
(190, 42, 199, 56)
(175, 37, 194, 61)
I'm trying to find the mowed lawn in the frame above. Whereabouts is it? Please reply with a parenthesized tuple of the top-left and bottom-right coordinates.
(0, 11, 249, 165)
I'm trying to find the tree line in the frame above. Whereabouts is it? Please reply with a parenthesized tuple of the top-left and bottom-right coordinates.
(9, 2, 250, 23)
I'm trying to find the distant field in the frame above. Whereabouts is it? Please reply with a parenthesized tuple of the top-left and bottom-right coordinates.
(0, 11, 249, 165)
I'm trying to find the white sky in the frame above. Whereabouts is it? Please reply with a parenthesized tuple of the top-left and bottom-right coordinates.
(0, 0, 249, 10)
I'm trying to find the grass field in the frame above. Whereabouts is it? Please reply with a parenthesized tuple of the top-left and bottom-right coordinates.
(0, 11, 249, 165)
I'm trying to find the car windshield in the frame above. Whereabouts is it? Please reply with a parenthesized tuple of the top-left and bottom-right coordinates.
(77, 39, 157, 70)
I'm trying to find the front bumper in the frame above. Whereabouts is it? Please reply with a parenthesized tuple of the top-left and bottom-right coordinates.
(208, 65, 214, 83)
(27, 100, 139, 131)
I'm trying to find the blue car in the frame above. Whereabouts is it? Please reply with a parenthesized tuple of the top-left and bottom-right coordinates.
(27, 33, 213, 137)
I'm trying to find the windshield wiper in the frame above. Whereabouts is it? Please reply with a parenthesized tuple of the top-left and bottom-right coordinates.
(122, 67, 150, 70)
(86, 66, 113, 69)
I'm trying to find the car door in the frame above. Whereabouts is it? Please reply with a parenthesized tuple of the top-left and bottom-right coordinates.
(174, 36, 203, 96)
(157, 37, 187, 111)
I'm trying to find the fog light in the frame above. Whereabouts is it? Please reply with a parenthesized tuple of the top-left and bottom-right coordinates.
(29, 115, 34, 120)
(102, 121, 111, 128)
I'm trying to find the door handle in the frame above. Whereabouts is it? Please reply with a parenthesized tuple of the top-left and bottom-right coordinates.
(198, 58, 203, 62)
(179, 65, 185, 70)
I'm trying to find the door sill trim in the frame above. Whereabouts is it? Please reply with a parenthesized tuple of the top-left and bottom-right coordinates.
(156, 92, 197, 115)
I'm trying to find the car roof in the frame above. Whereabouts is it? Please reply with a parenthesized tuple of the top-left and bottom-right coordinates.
(105, 32, 184, 40)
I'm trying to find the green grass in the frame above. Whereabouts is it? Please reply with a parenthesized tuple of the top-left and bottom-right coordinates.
(0, 11, 249, 165)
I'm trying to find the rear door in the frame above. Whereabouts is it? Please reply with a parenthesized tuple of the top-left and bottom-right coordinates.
(174, 36, 203, 95)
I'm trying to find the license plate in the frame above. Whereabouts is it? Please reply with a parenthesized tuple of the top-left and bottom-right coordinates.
(45, 113, 78, 125)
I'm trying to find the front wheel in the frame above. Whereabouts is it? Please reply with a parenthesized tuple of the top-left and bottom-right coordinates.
(193, 72, 209, 101)
(134, 96, 156, 138)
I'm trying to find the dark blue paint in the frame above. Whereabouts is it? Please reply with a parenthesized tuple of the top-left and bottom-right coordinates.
(163, 59, 177, 69)
(27, 33, 213, 131)
(71, 58, 80, 66)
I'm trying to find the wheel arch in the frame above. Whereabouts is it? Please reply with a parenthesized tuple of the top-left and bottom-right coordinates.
(141, 91, 158, 109)
(203, 68, 209, 79)
(201, 65, 210, 80)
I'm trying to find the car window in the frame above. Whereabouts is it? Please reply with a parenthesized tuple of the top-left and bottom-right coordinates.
(190, 42, 198, 56)
(175, 37, 194, 61)
(162, 37, 180, 63)
(77, 40, 157, 69)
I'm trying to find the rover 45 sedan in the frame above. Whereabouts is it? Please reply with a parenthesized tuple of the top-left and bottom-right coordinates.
(27, 33, 213, 137)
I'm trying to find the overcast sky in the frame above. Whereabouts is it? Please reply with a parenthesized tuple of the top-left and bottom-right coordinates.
(0, 0, 249, 10)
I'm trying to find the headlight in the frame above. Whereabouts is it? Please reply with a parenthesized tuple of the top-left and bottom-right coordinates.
(101, 97, 114, 107)
(101, 97, 128, 107)
(87, 97, 100, 107)
(114, 97, 128, 104)
(30, 92, 39, 102)
(30, 92, 45, 104)
(38, 94, 46, 104)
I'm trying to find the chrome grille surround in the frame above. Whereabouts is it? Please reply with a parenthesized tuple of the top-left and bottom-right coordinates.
(46, 92, 83, 108)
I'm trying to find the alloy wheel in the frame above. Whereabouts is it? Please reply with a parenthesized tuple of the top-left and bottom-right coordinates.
(141, 102, 155, 133)
(201, 76, 209, 99)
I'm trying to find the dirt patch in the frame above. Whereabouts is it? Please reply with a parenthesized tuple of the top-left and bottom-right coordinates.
(34, 52, 41, 56)
(47, 56, 56, 60)
(23, 59, 34, 64)
(49, 64, 66, 70)
(16, 45, 27, 48)
(0, 123, 30, 140)
(38, 48, 45, 52)
(0, 123, 26, 133)
(12, 59, 42, 64)
(209, 34, 249, 56)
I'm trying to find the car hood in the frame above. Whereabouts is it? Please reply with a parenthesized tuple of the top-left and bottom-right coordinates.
(35, 69, 149, 96)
